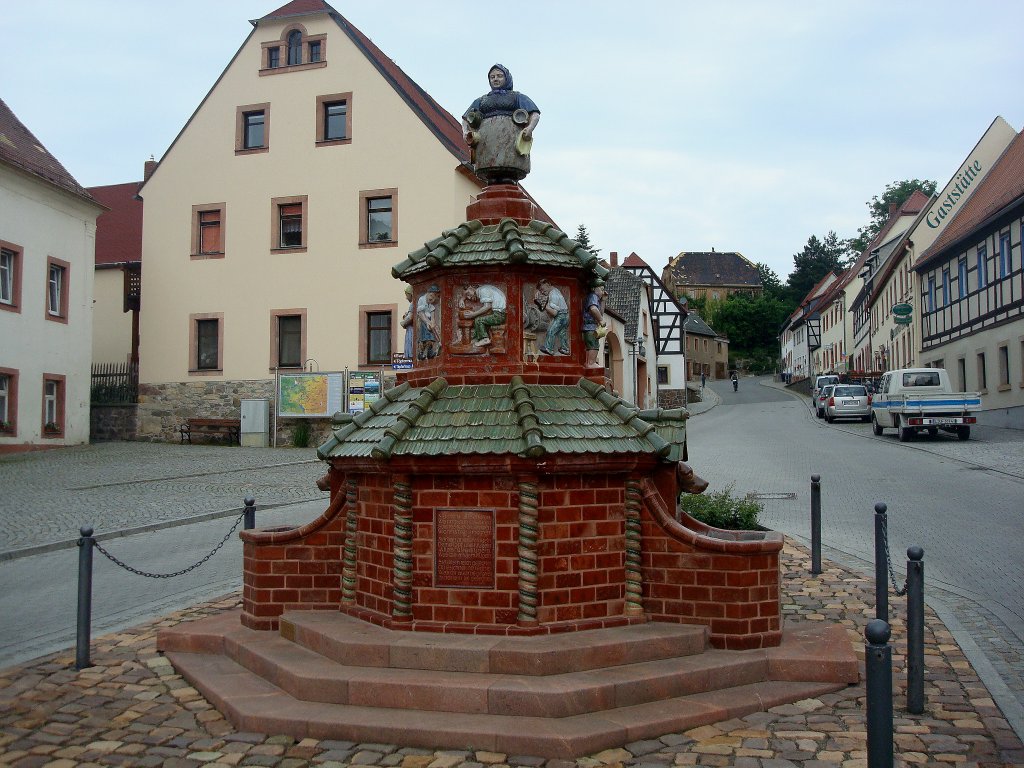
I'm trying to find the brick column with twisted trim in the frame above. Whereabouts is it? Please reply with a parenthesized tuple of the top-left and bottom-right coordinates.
(624, 477, 644, 616)
(516, 475, 540, 625)
(392, 475, 414, 621)
(341, 477, 359, 604)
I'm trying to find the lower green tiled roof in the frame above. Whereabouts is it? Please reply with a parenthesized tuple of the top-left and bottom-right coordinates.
(316, 376, 687, 462)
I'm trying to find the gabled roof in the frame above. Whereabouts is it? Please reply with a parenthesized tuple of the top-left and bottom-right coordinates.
(88, 181, 143, 266)
(392, 219, 608, 282)
(604, 267, 645, 342)
(682, 312, 718, 338)
(916, 131, 1024, 269)
(663, 251, 762, 288)
(0, 98, 98, 206)
(258, 1, 467, 164)
(317, 376, 688, 462)
(144, 1, 475, 193)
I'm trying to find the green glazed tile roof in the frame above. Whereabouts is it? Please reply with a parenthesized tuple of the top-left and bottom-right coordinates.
(392, 219, 610, 281)
(317, 377, 687, 462)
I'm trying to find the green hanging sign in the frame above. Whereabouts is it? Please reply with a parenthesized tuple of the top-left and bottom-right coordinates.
(892, 303, 913, 317)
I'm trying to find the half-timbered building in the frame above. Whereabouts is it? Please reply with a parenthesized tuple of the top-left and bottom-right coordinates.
(915, 130, 1024, 428)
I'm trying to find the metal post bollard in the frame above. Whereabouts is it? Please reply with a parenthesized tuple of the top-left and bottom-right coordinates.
(865, 618, 894, 768)
(810, 474, 822, 575)
(243, 497, 256, 530)
(76, 526, 95, 670)
(874, 502, 888, 622)
(906, 545, 925, 714)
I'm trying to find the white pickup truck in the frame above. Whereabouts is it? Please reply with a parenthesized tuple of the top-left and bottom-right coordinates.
(870, 367, 980, 442)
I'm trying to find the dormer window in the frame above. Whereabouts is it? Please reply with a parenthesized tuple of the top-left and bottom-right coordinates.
(262, 25, 326, 75)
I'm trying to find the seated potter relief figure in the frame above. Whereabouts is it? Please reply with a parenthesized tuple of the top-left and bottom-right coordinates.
(462, 64, 540, 184)
(461, 283, 507, 352)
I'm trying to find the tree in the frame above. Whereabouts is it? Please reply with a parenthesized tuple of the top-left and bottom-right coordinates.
(574, 224, 600, 255)
(756, 262, 784, 299)
(786, 231, 849, 304)
(847, 179, 937, 255)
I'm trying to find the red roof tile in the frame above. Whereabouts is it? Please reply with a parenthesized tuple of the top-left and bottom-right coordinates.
(88, 182, 143, 266)
(260, 0, 334, 19)
(622, 252, 648, 268)
(0, 98, 97, 204)
(917, 131, 1024, 267)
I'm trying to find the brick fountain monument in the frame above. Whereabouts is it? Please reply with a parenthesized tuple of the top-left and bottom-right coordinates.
(159, 64, 856, 757)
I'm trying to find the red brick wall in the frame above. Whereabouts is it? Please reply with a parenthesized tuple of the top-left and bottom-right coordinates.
(536, 474, 626, 623)
(354, 474, 396, 616)
(410, 474, 520, 625)
(241, 467, 782, 647)
(638, 478, 782, 649)
(240, 491, 347, 630)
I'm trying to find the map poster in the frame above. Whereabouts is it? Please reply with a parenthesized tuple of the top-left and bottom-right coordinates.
(348, 371, 382, 413)
(278, 372, 344, 418)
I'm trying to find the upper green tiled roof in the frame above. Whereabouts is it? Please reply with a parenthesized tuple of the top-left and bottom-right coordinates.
(392, 219, 610, 281)
(317, 376, 687, 462)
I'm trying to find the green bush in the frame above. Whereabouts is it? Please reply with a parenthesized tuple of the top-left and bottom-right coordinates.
(292, 421, 312, 448)
(680, 484, 762, 530)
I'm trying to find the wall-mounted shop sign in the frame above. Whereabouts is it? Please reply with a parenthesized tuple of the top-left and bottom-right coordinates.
(926, 160, 982, 229)
(891, 302, 913, 317)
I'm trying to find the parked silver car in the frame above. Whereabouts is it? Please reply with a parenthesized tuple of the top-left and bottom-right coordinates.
(825, 384, 871, 423)
(815, 384, 836, 418)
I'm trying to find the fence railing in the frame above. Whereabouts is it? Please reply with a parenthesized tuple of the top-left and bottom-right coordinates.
(90, 361, 138, 405)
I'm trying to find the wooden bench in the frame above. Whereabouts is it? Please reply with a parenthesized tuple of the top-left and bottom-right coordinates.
(180, 417, 241, 445)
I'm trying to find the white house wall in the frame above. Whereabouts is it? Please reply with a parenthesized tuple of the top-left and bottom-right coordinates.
(1, 167, 99, 446)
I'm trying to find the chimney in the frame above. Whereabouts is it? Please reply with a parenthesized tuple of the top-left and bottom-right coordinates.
(610, 251, 618, 267)
(888, 202, 898, 215)
(144, 156, 157, 181)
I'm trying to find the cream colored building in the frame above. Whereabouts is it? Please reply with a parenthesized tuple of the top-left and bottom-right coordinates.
(136, 0, 483, 442)
(1, 99, 104, 448)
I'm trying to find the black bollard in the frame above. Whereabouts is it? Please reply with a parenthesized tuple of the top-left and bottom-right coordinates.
(865, 618, 894, 768)
(874, 502, 888, 622)
(76, 526, 95, 670)
(906, 545, 925, 714)
(243, 497, 256, 530)
(810, 474, 822, 575)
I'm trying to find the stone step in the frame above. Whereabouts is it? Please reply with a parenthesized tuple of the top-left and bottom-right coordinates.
(220, 626, 770, 717)
(279, 610, 710, 674)
(165, 649, 846, 759)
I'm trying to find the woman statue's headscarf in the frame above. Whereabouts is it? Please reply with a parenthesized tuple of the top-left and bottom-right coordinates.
(488, 64, 513, 93)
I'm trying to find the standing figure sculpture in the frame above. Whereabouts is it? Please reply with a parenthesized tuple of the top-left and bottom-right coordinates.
(416, 285, 441, 360)
(536, 278, 569, 356)
(463, 64, 540, 184)
(582, 282, 607, 370)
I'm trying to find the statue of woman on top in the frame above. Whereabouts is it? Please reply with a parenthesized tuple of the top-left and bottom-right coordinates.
(462, 64, 540, 184)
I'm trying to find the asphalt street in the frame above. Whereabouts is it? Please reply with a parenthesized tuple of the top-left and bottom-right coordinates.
(689, 375, 1024, 738)
(0, 384, 1022, 736)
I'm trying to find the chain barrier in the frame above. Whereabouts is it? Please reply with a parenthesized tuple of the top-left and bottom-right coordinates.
(93, 512, 245, 579)
(880, 514, 908, 597)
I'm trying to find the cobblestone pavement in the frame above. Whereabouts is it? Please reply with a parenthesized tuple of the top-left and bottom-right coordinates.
(2, 542, 1021, 767)
(0, 444, 326, 554)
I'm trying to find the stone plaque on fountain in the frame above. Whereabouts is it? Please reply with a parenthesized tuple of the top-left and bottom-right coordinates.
(434, 508, 495, 588)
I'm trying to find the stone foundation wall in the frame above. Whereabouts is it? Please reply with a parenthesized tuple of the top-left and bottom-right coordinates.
(90, 405, 138, 442)
(135, 379, 333, 446)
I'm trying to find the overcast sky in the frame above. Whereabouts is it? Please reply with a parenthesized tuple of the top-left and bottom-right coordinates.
(4, 1, 1023, 280)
